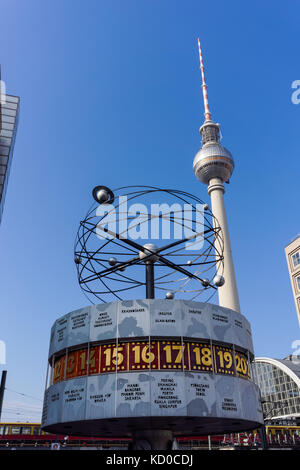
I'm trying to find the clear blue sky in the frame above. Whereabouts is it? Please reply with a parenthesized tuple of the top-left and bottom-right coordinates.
(0, 0, 299, 422)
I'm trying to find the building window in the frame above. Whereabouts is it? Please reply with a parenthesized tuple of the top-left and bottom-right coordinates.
(21, 427, 31, 435)
(297, 276, 300, 292)
(292, 252, 300, 268)
(11, 427, 20, 434)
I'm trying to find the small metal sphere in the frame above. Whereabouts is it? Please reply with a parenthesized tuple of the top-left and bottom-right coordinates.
(139, 243, 158, 263)
(203, 204, 209, 211)
(165, 292, 174, 300)
(119, 266, 126, 272)
(201, 278, 210, 287)
(96, 189, 109, 204)
(92, 185, 115, 205)
(187, 260, 192, 266)
(108, 257, 117, 266)
(74, 257, 82, 265)
(213, 275, 225, 287)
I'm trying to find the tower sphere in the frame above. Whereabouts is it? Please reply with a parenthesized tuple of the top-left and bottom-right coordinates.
(193, 142, 234, 185)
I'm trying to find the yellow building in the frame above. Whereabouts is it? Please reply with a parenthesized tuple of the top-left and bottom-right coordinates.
(285, 235, 300, 325)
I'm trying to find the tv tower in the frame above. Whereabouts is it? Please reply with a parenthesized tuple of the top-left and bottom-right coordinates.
(193, 38, 241, 313)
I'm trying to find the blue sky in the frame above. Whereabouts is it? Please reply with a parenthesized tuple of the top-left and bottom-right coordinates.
(0, 0, 299, 422)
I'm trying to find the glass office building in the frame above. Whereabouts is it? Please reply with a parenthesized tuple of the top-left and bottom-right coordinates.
(252, 356, 300, 425)
(0, 92, 20, 224)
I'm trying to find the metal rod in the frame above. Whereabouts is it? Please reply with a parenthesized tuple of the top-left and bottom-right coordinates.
(259, 425, 268, 450)
(146, 262, 155, 299)
(0, 370, 7, 421)
(96, 226, 216, 288)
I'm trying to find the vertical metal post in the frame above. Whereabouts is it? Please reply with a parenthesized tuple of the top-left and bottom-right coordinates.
(0, 370, 7, 421)
(131, 430, 173, 450)
(259, 425, 268, 450)
(146, 262, 155, 299)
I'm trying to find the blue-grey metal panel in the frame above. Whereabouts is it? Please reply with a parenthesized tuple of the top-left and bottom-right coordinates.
(48, 322, 57, 358)
(115, 372, 151, 418)
(181, 300, 211, 339)
(244, 318, 254, 354)
(215, 374, 242, 419)
(209, 304, 234, 344)
(51, 314, 69, 355)
(67, 306, 91, 347)
(150, 371, 186, 417)
(61, 377, 87, 423)
(150, 299, 182, 336)
(42, 382, 63, 426)
(117, 300, 150, 338)
(42, 374, 264, 429)
(185, 371, 217, 417)
(239, 379, 263, 423)
(85, 374, 116, 420)
(48, 300, 254, 360)
(230, 309, 250, 351)
(89, 302, 117, 342)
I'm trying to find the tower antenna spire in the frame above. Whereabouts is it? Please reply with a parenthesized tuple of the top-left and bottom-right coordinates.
(197, 38, 212, 122)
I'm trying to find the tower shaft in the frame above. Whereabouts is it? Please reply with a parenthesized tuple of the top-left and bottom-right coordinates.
(208, 178, 240, 313)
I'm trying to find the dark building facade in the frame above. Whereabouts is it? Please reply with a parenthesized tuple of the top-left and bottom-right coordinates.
(0, 81, 19, 224)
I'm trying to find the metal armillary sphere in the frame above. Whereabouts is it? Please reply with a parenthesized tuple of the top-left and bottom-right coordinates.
(74, 185, 224, 304)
